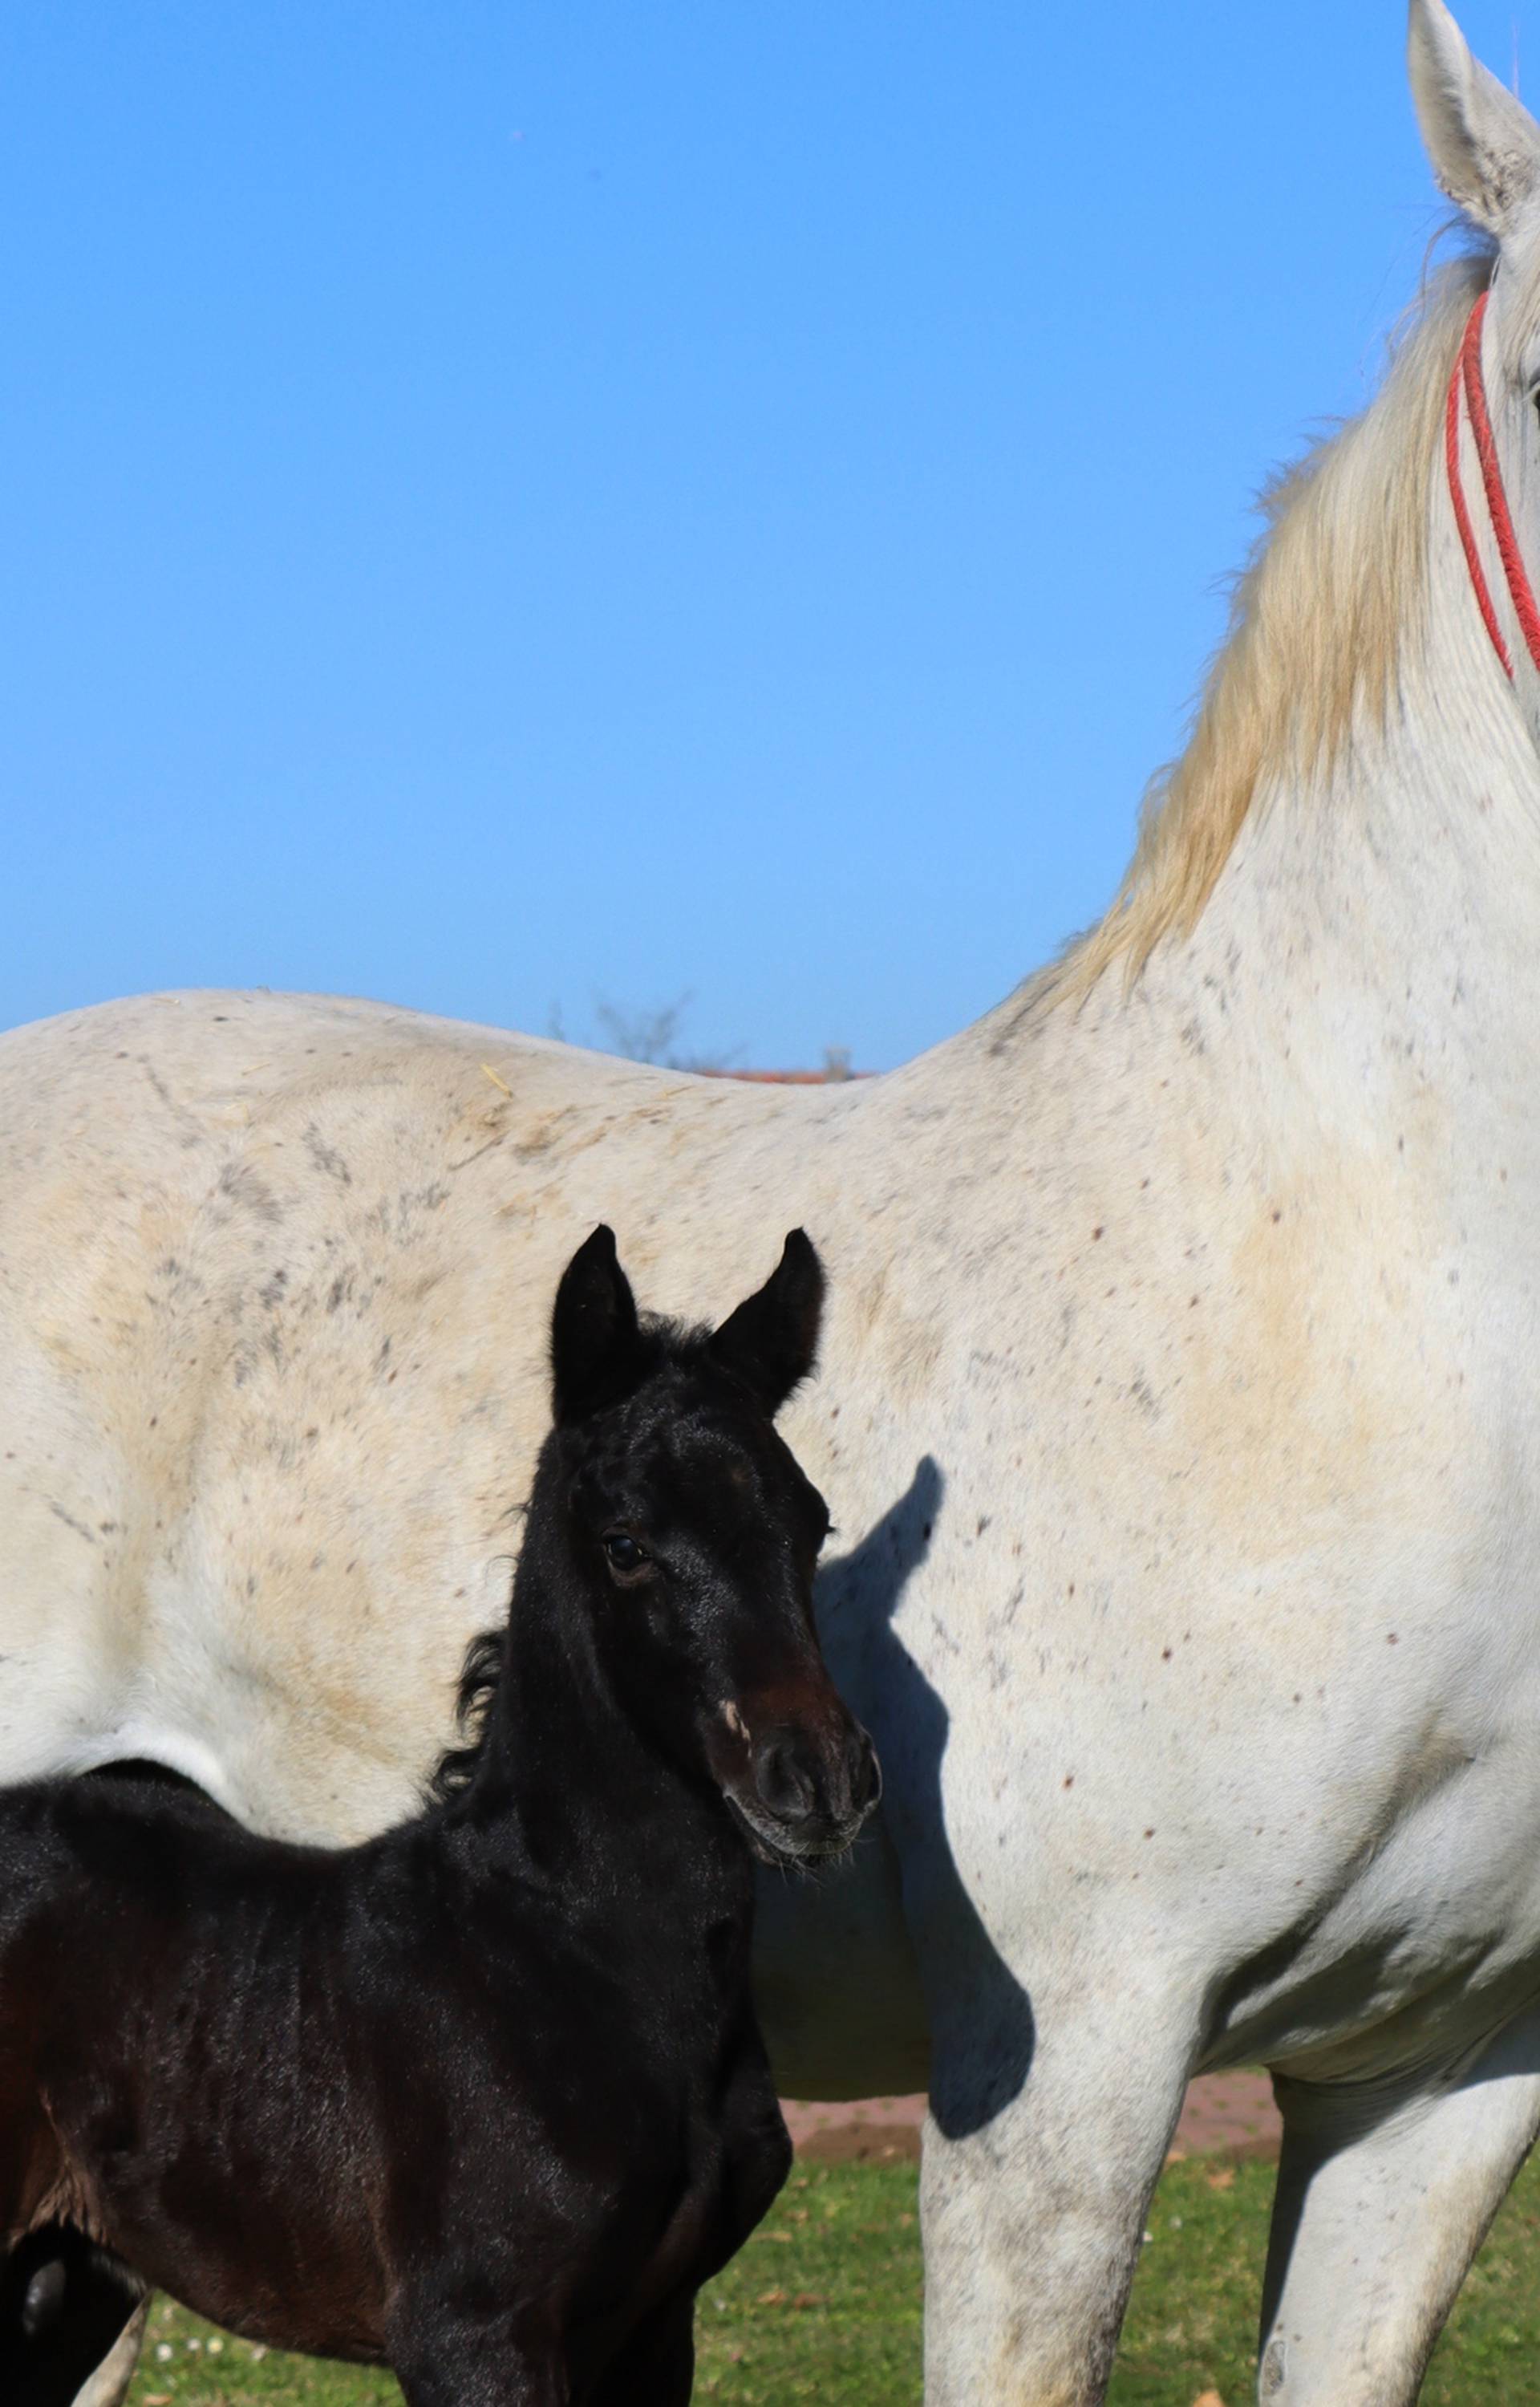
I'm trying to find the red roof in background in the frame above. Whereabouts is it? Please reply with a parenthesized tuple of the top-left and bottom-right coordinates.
(716, 1069, 863, 1085)
(707, 1052, 865, 1085)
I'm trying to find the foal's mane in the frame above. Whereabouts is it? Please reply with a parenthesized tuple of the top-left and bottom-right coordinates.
(1056, 246, 1493, 999)
(429, 1626, 509, 1805)
(426, 1310, 716, 1809)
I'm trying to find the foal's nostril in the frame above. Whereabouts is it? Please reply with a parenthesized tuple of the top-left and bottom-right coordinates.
(752, 1722, 881, 1838)
(753, 1736, 817, 1824)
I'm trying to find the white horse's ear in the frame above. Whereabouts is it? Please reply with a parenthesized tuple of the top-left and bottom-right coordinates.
(1409, 0, 1540, 237)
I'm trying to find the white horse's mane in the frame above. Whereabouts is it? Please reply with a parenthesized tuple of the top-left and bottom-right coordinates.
(1060, 245, 1493, 999)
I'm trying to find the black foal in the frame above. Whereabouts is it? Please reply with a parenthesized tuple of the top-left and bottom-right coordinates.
(0, 1226, 878, 2407)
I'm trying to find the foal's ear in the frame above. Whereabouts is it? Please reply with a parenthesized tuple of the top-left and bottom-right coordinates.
(550, 1225, 643, 1423)
(708, 1230, 825, 1419)
(1409, 0, 1540, 239)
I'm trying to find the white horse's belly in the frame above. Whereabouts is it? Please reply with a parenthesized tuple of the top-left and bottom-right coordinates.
(1210, 1735, 1540, 2077)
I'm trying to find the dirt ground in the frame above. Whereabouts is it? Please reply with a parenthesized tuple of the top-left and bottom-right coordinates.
(783, 2073, 1283, 2166)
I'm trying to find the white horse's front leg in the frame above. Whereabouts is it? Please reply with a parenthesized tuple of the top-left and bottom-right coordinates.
(72, 2303, 148, 2407)
(1258, 2007, 1540, 2406)
(920, 1958, 1197, 2407)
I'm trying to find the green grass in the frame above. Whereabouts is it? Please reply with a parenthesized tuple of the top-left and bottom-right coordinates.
(124, 2149, 1540, 2407)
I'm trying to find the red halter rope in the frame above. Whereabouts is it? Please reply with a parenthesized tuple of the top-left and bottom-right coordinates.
(1445, 288, 1540, 680)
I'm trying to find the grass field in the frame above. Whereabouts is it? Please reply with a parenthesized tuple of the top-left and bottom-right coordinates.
(124, 2147, 1540, 2407)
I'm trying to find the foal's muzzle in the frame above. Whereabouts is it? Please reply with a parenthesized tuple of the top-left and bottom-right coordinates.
(730, 1715, 881, 1868)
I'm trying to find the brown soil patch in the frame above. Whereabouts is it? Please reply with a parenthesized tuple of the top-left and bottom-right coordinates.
(783, 2073, 1282, 2166)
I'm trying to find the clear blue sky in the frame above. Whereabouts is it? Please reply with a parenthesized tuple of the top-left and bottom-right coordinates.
(2, 2, 1517, 1068)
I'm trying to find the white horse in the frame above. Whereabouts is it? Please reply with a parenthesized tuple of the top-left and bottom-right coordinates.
(10, 5, 1540, 2400)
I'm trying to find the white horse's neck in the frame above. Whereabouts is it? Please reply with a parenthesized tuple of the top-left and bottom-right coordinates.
(1231, 573, 1537, 1110)
(950, 403, 1540, 1199)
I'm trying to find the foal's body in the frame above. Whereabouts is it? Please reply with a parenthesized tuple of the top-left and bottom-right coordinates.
(0, 1230, 871, 2405)
(0, 1765, 771, 2397)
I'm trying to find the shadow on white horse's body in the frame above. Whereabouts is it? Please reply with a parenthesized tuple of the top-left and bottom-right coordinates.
(10, 6, 1540, 2401)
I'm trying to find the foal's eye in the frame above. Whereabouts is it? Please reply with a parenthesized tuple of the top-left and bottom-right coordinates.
(602, 1532, 648, 1576)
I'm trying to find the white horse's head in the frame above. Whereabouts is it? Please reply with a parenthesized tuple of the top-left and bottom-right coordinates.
(1412, 1, 1540, 705)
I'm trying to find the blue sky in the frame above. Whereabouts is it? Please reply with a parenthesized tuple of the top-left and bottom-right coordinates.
(1, 2, 1519, 1068)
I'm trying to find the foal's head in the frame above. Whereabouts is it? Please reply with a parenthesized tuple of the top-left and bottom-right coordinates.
(536, 1224, 878, 1868)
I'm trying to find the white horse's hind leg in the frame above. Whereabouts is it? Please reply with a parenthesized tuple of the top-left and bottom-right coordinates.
(1259, 2010, 1540, 2406)
(920, 1976, 1195, 2405)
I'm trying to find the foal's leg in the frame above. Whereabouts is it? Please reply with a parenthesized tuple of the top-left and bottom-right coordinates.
(1257, 2008, 1540, 2406)
(586, 2289, 696, 2407)
(919, 1957, 1197, 2406)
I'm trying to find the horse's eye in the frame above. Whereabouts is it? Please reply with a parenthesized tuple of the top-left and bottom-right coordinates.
(602, 1532, 647, 1575)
